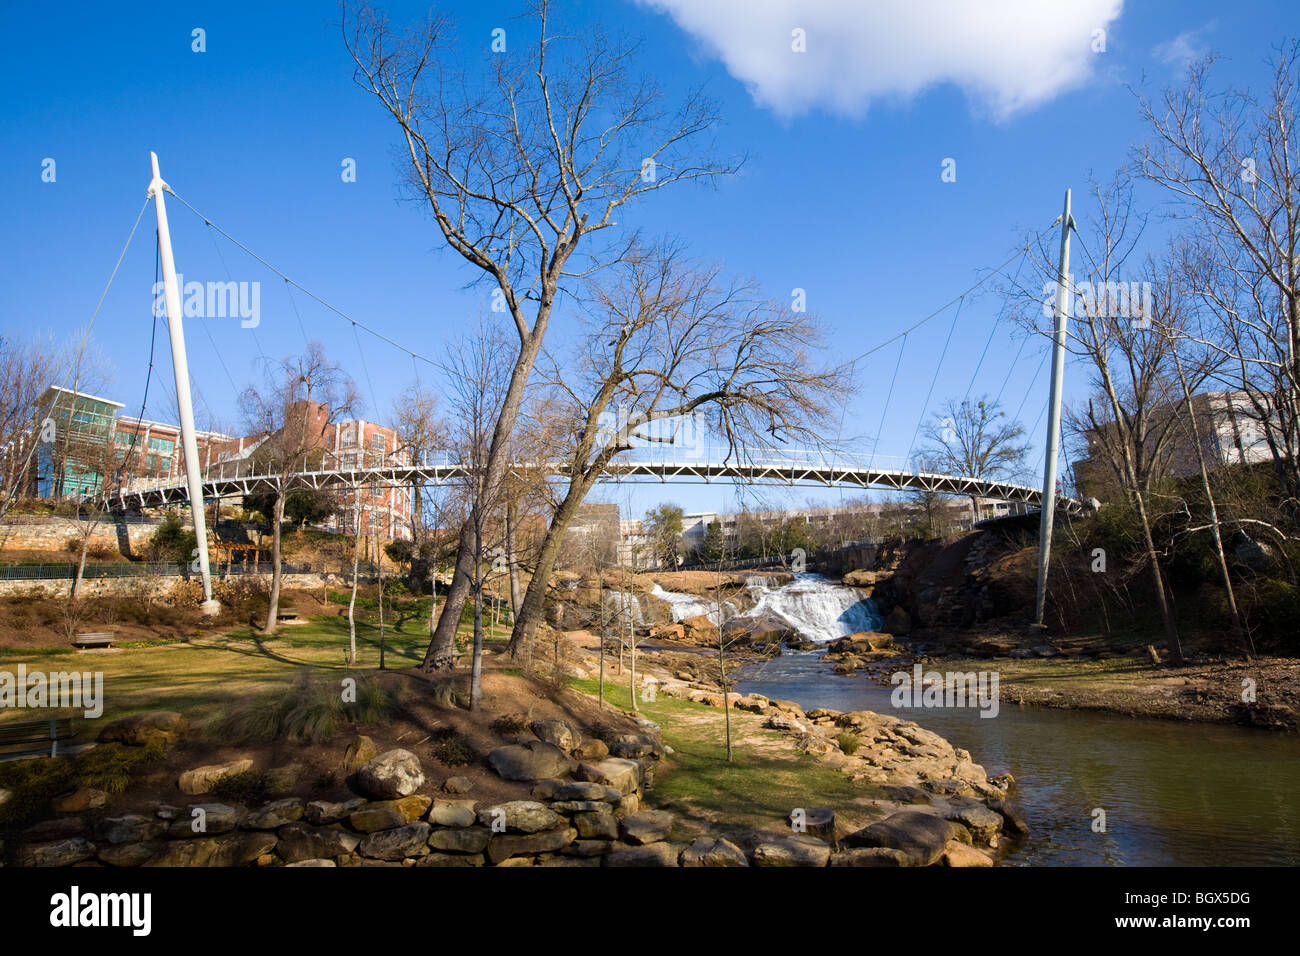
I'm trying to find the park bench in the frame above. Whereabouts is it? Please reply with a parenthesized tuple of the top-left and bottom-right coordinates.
(72, 631, 115, 649)
(0, 716, 75, 759)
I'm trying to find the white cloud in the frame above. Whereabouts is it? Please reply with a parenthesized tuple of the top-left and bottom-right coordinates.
(1152, 25, 1213, 69)
(637, 0, 1125, 120)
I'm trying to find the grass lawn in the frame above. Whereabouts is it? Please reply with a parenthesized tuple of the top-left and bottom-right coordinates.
(570, 676, 886, 841)
(0, 607, 512, 741)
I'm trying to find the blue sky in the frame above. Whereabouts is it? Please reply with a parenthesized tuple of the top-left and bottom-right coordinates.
(1, 0, 1295, 519)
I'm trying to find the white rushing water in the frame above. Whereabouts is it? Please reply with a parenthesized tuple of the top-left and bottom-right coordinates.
(648, 574, 878, 642)
(735, 573, 880, 643)
(603, 590, 644, 626)
(650, 583, 718, 623)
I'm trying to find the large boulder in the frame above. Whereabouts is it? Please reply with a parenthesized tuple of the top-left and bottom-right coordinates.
(167, 803, 243, 837)
(573, 809, 619, 840)
(178, 758, 253, 796)
(477, 801, 562, 834)
(98, 841, 161, 867)
(619, 810, 673, 846)
(575, 758, 642, 795)
(94, 815, 165, 845)
(486, 741, 572, 782)
(98, 711, 188, 746)
(427, 827, 491, 854)
(358, 823, 431, 861)
(680, 614, 717, 642)
(604, 842, 682, 867)
(842, 810, 964, 866)
(18, 838, 96, 867)
(485, 827, 577, 865)
(681, 837, 748, 867)
(530, 719, 579, 753)
(145, 832, 276, 867)
(276, 823, 361, 863)
(305, 798, 365, 825)
(553, 781, 621, 802)
(946, 805, 1003, 845)
(842, 569, 881, 588)
(723, 614, 795, 646)
(244, 798, 305, 830)
(829, 847, 909, 867)
(608, 734, 664, 760)
(349, 795, 432, 832)
(793, 807, 836, 843)
(750, 832, 831, 867)
(428, 799, 477, 828)
(341, 735, 379, 776)
(943, 840, 994, 867)
(351, 749, 424, 799)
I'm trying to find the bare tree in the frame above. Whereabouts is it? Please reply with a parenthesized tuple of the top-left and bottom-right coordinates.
(240, 342, 358, 634)
(1021, 176, 1186, 664)
(506, 242, 848, 656)
(919, 395, 1030, 522)
(344, 1, 740, 670)
(1136, 43, 1300, 516)
(389, 382, 448, 546)
(0, 333, 62, 531)
(444, 316, 512, 709)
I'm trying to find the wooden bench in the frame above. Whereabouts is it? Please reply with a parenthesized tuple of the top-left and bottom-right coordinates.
(73, 632, 115, 649)
(0, 717, 75, 759)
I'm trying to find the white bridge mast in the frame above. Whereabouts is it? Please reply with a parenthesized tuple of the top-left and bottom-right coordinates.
(147, 151, 219, 615)
(1034, 189, 1073, 626)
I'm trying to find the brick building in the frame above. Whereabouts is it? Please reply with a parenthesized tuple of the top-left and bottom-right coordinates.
(26, 388, 414, 540)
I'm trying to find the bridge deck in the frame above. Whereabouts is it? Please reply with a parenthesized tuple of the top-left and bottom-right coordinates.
(104, 452, 1071, 511)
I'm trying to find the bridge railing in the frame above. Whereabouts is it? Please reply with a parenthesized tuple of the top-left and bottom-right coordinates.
(114, 444, 1047, 502)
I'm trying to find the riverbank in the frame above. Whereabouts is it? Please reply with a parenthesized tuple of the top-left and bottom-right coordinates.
(840, 629, 1300, 730)
(569, 630, 1027, 865)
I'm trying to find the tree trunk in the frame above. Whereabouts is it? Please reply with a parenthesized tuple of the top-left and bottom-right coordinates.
(348, 493, 361, 664)
(71, 534, 88, 601)
(423, 330, 548, 670)
(424, 517, 475, 667)
(470, 525, 484, 710)
(598, 572, 606, 709)
(377, 544, 386, 671)
(429, 566, 438, 638)
(507, 475, 595, 657)
(264, 492, 285, 634)
(1132, 487, 1184, 666)
(506, 501, 523, 616)
(1170, 344, 1249, 657)
(719, 639, 732, 762)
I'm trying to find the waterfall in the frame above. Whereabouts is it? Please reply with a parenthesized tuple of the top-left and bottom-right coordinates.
(603, 590, 644, 626)
(648, 574, 877, 641)
(650, 583, 725, 624)
(736, 574, 880, 643)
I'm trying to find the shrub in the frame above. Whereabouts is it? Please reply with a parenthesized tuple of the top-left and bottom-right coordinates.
(490, 714, 527, 736)
(836, 730, 861, 755)
(148, 512, 197, 563)
(211, 669, 404, 743)
(211, 770, 271, 803)
(432, 735, 475, 767)
(0, 740, 165, 829)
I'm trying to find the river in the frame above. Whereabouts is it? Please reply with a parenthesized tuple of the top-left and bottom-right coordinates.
(726, 574, 1300, 866)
